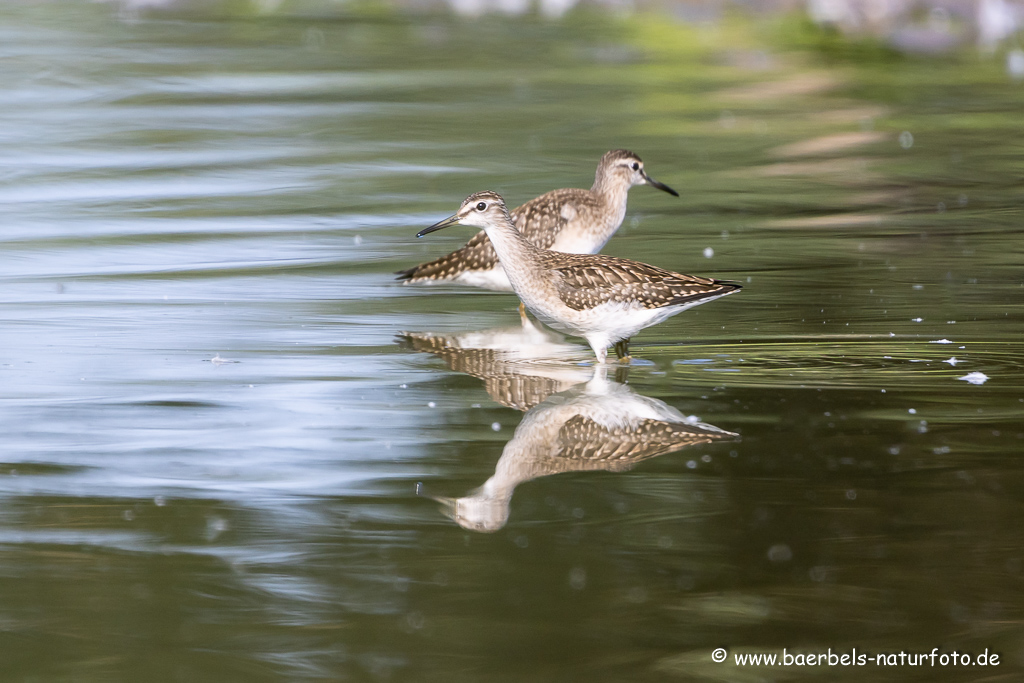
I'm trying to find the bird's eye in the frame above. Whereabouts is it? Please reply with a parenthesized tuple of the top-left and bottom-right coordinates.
(475, 202, 487, 211)
(631, 162, 640, 171)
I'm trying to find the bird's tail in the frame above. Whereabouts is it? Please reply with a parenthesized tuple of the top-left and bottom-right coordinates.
(394, 250, 465, 284)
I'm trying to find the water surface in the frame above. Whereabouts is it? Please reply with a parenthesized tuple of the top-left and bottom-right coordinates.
(1, 3, 1023, 680)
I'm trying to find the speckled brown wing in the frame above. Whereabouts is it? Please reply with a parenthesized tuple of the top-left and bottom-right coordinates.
(553, 414, 737, 471)
(545, 253, 741, 311)
(482, 375, 572, 412)
(396, 331, 503, 379)
(396, 188, 589, 283)
(513, 188, 593, 245)
(394, 229, 499, 283)
(395, 332, 571, 410)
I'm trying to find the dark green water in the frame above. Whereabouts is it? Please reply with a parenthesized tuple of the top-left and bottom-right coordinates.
(1, 2, 1022, 681)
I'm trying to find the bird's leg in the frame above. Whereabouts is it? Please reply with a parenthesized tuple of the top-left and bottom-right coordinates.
(614, 338, 631, 363)
(518, 302, 528, 325)
(614, 364, 630, 384)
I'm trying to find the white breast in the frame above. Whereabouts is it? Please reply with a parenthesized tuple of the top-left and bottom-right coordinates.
(549, 231, 605, 254)
(549, 202, 627, 255)
(535, 293, 735, 346)
(452, 266, 514, 292)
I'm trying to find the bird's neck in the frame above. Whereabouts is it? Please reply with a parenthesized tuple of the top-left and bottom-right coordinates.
(483, 219, 545, 289)
(591, 174, 631, 220)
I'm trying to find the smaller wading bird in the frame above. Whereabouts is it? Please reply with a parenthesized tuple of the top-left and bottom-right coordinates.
(417, 191, 741, 363)
(396, 149, 678, 293)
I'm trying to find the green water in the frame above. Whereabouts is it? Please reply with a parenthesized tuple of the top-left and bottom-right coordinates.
(1, 2, 1022, 681)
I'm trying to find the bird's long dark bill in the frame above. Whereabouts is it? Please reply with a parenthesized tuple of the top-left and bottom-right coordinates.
(642, 171, 679, 197)
(417, 214, 460, 238)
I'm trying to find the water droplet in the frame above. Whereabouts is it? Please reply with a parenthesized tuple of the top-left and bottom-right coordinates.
(767, 544, 792, 563)
(1008, 49, 1024, 80)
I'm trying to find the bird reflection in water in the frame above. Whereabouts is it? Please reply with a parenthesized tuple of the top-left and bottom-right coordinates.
(399, 322, 738, 532)
(398, 316, 592, 410)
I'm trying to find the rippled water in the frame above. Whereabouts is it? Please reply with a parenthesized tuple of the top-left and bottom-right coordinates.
(1, 2, 1023, 680)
